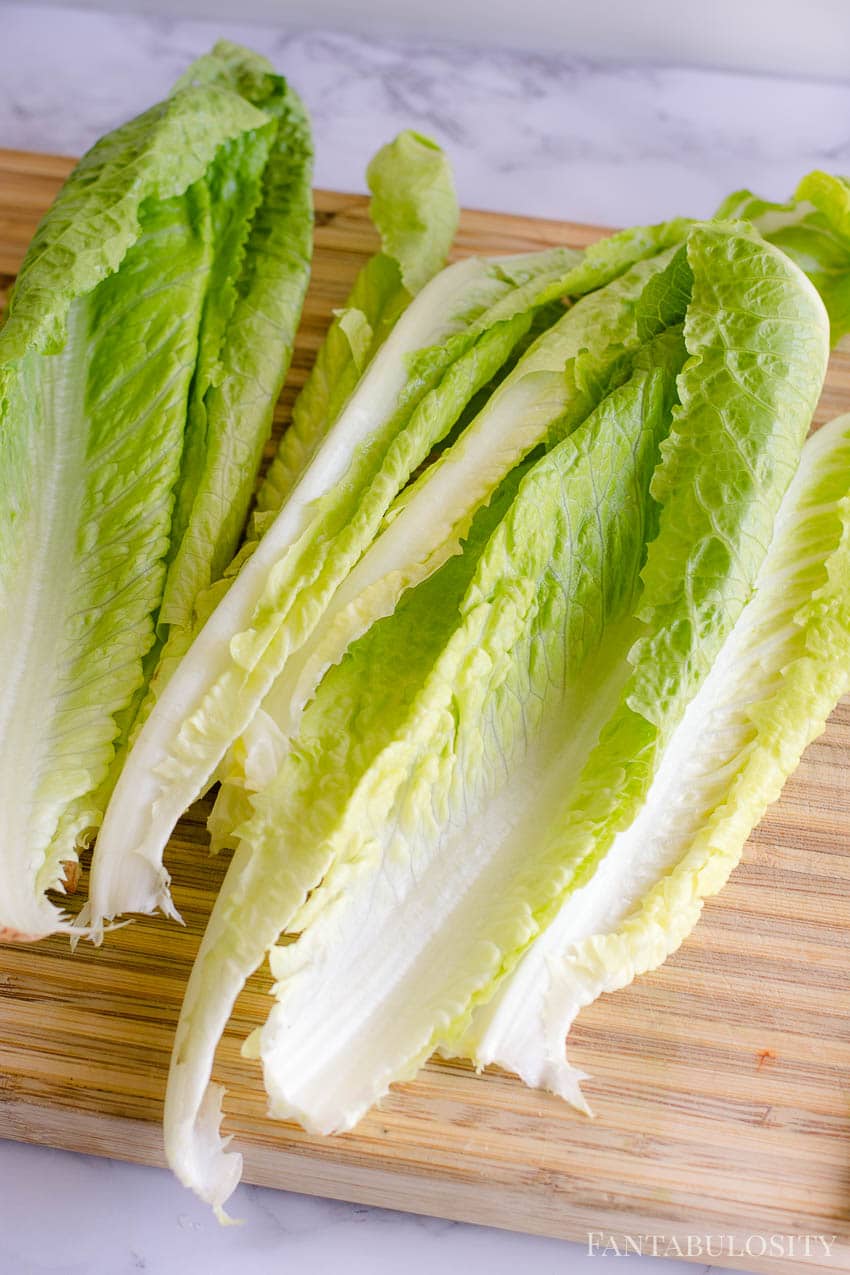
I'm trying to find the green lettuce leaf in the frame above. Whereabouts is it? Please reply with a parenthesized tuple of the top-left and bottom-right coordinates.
(131, 44, 314, 720)
(456, 412, 850, 1100)
(254, 129, 458, 526)
(165, 461, 529, 1213)
(0, 60, 283, 940)
(717, 170, 850, 343)
(207, 130, 459, 846)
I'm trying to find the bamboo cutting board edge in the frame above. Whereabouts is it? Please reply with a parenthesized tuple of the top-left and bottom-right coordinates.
(4, 1097, 846, 1275)
(1, 148, 850, 1274)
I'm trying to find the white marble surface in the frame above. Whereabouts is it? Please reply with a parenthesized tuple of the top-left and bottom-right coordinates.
(0, 3, 839, 1271)
(4, 2, 850, 225)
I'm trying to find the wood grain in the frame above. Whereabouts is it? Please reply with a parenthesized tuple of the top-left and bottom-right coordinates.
(1, 148, 849, 1274)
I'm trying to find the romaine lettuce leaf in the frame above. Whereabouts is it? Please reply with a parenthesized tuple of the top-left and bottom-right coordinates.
(160, 51, 313, 644)
(165, 460, 530, 1213)
(0, 56, 291, 941)
(255, 129, 458, 530)
(717, 170, 850, 343)
(456, 411, 850, 1100)
(129, 45, 314, 721)
(207, 129, 460, 846)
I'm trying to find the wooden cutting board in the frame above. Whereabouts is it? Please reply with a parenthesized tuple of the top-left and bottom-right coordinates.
(1, 147, 849, 1275)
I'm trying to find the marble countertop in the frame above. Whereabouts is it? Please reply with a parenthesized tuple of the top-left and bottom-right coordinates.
(1, 4, 846, 1272)
(4, 2, 850, 225)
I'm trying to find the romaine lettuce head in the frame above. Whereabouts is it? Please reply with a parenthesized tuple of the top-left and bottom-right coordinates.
(161, 218, 829, 1215)
(251, 224, 827, 1134)
(0, 43, 313, 941)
